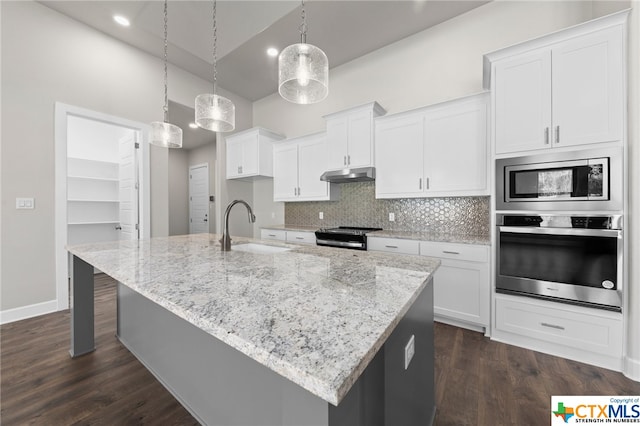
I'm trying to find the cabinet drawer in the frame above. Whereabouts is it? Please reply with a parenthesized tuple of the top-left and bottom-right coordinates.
(286, 231, 316, 245)
(367, 237, 419, 255)
(261, 229, 286, 241)
(419, 241, 488, 262)
(495, 295, 622, 357)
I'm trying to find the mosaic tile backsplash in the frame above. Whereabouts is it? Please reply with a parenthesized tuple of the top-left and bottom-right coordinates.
(285, 182, 490, 236)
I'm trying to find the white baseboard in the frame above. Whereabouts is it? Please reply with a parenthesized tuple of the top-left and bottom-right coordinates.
(0, 300, 59, 325)
(624, 356, 640, 382)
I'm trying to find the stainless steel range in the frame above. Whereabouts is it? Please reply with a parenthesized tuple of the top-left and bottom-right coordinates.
(315, 226, 382, 250)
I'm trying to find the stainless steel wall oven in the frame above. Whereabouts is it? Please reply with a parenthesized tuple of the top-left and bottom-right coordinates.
(496, 214, 622, 311)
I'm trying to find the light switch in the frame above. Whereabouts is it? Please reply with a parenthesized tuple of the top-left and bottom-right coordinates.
(16, 198, 35, 209)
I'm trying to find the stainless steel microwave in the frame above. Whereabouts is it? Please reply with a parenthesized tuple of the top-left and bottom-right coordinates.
(496, 148, 623, 211)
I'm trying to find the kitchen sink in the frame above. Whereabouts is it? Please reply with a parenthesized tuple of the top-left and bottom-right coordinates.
(232, 243, 291, 254)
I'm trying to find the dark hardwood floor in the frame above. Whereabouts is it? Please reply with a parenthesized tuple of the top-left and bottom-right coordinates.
(2, 275, 639, 425)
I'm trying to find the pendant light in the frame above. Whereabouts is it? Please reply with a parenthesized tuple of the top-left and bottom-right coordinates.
(195, 0, 235, 132)
(278, 0, 328, 104)
(150, 0, 182, 148)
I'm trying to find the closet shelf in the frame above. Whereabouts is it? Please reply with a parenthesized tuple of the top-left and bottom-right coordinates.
(68, 221, 120, 226)
(68, 199, 119, 203)
(68, 175, 119, 182)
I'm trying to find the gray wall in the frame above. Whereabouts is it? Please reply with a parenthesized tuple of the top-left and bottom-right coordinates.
(0, 1, 251, 313)
(169, 149, 190, 236)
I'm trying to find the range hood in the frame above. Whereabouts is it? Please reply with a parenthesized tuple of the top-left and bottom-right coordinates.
(320, 167, 375, 183)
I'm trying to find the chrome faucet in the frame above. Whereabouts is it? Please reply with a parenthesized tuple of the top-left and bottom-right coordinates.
(220, 200, 256, 251)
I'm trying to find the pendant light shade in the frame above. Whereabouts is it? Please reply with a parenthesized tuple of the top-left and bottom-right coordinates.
(150, 0, 182, 148)
(195, 0, 235, 132)
(278, 0, 328, 105)
(150, 121, 183, 148)
(195, 93, 235, 132)
(278, 42, 328, 104)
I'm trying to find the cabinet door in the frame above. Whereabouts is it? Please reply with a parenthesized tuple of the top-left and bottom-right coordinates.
(433, 260, 489, 327)
(240, 134, 259, 176)
(273, 144, 299, 201)
(326, 117, 349, 170)
(375, 113, 425, 198)
(226, 138, 244, 178)
(347, 109, 373, 168)
(494, 49, 552, 154)
(552, 26, 623, 148)
(297, 136, 330, 200)
(425, 98, 488, 194)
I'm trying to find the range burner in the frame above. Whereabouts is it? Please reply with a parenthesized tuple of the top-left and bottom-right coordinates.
(315, 226, 382, 250)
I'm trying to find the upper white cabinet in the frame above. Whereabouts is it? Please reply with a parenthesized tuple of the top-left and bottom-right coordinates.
(375, 93, 489, 199)
(273, 133, 340, 202)
(489, 13, 626, 155)
(226, 127, 284, 179)
(324, 102, 386, 170)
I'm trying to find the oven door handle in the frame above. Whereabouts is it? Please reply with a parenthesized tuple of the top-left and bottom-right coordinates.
(498, 226, 622, 238)
(316, 239, 365, 249)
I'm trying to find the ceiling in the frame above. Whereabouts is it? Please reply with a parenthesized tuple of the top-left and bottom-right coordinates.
(40, 1, 489, 150)
(39, 1, 489, 103)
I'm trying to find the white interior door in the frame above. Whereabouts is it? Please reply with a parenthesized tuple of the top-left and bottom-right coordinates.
(119, 134, 139, 240)
(189, 164, 209, 234)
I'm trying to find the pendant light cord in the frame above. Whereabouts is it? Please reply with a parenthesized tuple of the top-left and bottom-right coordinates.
(299, 0, 307, 44)
(212, 0, 218, 94)
(163, 0, 169, 123)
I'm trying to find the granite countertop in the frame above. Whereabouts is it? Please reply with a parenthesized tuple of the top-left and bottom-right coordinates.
(368, 230, 491, 246)
(262, 224, 319, 233)
(263, 224, 490, 245)
(67, 234, 439, 406)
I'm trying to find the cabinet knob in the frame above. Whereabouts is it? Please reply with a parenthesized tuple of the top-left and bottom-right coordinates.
(555, 126, 560, 144)
(347, 155, 351, 165)
(343, 156, 347, 166)
(419, 178, 422, 190)
(115, 225, 122, 230)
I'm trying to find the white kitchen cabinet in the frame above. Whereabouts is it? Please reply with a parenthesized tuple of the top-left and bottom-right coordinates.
(285, 231, 316, 245)
(420, 241, 490, 330)
(493, 293, 623, 370)
(367, 236, 420, 255)
(226, 127, 284, 179)
(260, 229, 286, 241)
(324, 102, 386, 171)
(375, 93, 489, 199)
(273, 133, 340, 202)
(491, 19, 624, 154)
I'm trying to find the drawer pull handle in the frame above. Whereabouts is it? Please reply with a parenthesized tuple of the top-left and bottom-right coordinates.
(546, 287, 560, 292)
(385, 245, 398, 249)
(541, 322, 565, 331)
(296, 237, 304, 240)
(442, 250, 460, 255)
(268, 234, 277, 237)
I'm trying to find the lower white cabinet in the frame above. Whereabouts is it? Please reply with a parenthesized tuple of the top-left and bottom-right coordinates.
(285, 231, 316, 245)
(493, 293, 623, 370)
(260, 229, 286, 241)
(368, 237, 490, 331)
(420, 241, 489, 330)
(261, 229, 315, 245)
(367, 236, 420, 255)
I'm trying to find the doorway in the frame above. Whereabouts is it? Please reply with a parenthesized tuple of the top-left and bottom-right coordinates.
(189, 164, 209, 234)
(55, 103, 150, 311)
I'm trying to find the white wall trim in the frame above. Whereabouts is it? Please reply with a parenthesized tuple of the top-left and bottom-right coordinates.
(0, 299, 58, 325)
(54, 102, 151, 314)
(624, 356, 640, 382)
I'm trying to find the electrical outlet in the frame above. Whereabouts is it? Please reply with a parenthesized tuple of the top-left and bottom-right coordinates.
(389, 212, 395, 222)
(404, 334, 415, 370)
(319, 212, 324, 220)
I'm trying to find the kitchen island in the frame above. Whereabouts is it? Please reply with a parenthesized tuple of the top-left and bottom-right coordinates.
(67, 234, 439, 426)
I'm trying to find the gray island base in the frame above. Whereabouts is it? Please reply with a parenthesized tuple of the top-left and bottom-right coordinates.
(68, 234, 438, 426)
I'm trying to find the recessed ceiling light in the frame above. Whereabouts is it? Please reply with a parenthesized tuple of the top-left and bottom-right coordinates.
(113, 15, 130, 27)
(266, 47, 279, 57)
(189, 122, 198, 129)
